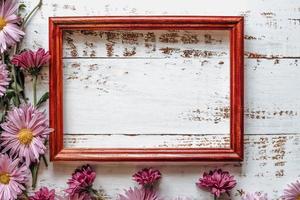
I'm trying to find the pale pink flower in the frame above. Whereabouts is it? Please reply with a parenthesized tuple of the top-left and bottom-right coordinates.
(282, 180, 300, 200)
(0, 0, 25, 52)
(118, 187, 162, 200)
(0, 62, 10, 96)
(66, 165, 96, 199)
(242, 192, 268, 200)
(132, 168, 162, 187)
(57, 193, 91, 200)
(0, 154, 29, 200)
(11, 48, 50, 75)
(196, 169, 236, 197)
(29, 187, 56, 200)
(0, 104, 52, 166)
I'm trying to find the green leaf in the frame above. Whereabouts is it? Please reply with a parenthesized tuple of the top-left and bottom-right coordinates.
(11, 82, 23, 92)
(4, 89, 15, 98)
(36, 92, 49, 108)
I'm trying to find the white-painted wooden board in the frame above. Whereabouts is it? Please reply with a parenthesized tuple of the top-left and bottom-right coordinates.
(62, 29, 231, 148)
(20, 0, 300, 199)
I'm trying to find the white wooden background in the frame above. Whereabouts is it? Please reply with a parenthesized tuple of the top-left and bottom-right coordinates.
(21, 0, 300, 199)
(62, 29, 231, 149)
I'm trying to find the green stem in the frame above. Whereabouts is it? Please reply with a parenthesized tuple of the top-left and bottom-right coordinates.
(214, 195, 217, 200)
(33, 75, 37, 106)
(2, 52, 20, 106)
(91, 188, 102, 199)
(17, 70, 27, 103)
(31, 162, 40, 189)
(31, 75, 39, 189)
(22, 191, 29, 200)
(1, 53, 4, 61)
(12, 65, 20, 106)
(41, 154, 48, 167)
(22, 0, 42, 28)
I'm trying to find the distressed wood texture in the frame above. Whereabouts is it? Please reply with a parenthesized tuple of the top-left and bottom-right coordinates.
(21, 0, 300, 199)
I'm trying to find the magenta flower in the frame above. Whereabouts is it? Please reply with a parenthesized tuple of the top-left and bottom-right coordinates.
(0, 154, 29, 200)
(242, 192, 268, 200)
(29, 187, 55, 200)
(65, 165, 96, 198)
(0, 104, 52, 166)
(133, 168, 162, 187)
(11, 48, 50, 75)
(0, 62, 10, 96)
(118, 187, 162, 200)
(0, 0, 25, 52)
(196, 169, 236, 198)
(282, 180, 300, 200)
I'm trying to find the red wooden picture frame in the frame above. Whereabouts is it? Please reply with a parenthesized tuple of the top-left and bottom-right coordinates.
(49, 16, 244, 162)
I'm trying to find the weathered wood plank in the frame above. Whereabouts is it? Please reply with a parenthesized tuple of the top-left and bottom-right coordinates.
(49, 58, 300, 136)
(21, 0, 300, 57)
(62, 30, 230, 59)
(63, 58, 230, 137)
(64, 134, 230, 148)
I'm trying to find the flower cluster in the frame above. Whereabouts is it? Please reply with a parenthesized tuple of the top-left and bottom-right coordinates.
(0, 0, 25, 52)
(12, 48, 50, 76)
(0, 154, 29, 200)
(1, 104, 52, 166)
(29, 187, 55, 200)
(0, 0, 51, 199)
(132, 168, 162, 187)
(196, 169, 237, 198)
(65, 165, 97, 199)
(118, 168, 163, 200)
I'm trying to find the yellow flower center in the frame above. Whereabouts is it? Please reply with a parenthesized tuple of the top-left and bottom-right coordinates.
(297, 195, 300, 200)
(17, 128, 34, 145)
(0, 17, 7, 30)
(0, 173, 10, 185)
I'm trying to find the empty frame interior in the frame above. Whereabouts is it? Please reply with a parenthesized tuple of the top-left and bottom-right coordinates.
(49, 16, 244, 161)
(63, 29, 230, 148)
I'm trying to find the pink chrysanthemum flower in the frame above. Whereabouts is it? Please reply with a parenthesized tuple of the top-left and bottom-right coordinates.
(242, 192, 268, 200)
(29, 187, 56, 200)
(0, 104, 52, 166)
(118, 187, 162, 200)
(11, 48, 50, 75)
(0, 154, 29, 200)
(0, 0, 25, 52)
(282, 180, 300, 200)
(0, 62, 10, 96)
(65, 165, 96, 198)
(133, 168, 162, 187)
(196, 169, 237, 197)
